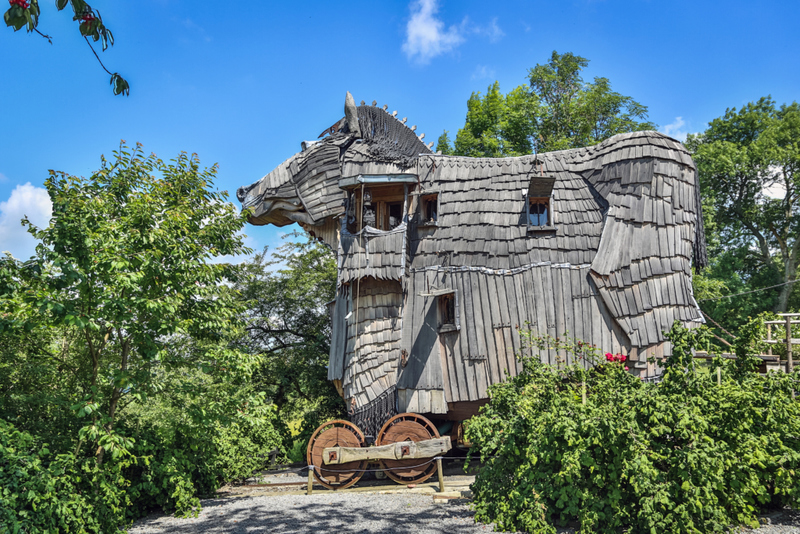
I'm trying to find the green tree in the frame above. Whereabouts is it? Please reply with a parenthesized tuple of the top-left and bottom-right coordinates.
(528, 51, 655, 151)
(435, 130, 454, 155)
(0, 143, 254, 465)
(235, 237, 345, 451)
(454, 81, 538, 157)
(688, 97, 800, 314)
(4, 0, 128, 95)
(452, 51, 655, 157)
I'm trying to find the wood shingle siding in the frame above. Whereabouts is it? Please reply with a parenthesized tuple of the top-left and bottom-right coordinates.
(238, 99, 707, 421)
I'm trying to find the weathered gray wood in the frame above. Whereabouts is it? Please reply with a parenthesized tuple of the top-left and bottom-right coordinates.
(479, 272, 501, 383)
(453, 273, 476, 401)
(323, 437, 452, 465)
(469, 271, 489, 361)
(241, 114, 707, 415)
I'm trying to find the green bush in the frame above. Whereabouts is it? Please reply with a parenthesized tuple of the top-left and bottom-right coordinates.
(467, 322, 800, 534)
(0, 419, 130, 534)
(122, 375, 283, 518)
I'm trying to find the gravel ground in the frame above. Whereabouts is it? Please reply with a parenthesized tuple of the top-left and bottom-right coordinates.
(127, 492, 513, 534)
(128, 492, 800, 534)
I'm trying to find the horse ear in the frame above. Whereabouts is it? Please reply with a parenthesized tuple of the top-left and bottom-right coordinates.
(345, 91, 361, 137)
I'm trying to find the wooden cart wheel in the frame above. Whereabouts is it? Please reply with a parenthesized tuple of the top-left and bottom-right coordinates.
(306, 419, 367, 490)
(376, 413, 440, 485)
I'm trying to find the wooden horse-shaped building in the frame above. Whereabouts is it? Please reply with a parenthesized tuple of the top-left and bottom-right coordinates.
(237, 93, 708, 487)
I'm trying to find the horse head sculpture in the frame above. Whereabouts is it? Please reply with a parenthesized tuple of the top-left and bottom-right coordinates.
(237, 92, 431, 232)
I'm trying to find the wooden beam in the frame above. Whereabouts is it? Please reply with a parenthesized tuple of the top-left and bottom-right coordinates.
(323, 437, 451, 465)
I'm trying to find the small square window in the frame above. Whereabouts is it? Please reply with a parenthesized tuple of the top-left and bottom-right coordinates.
(420, 193, 439, 226)
(436, 291, 460, 333)
(439, 293, 455, 327)
(528, 197, 550, 226)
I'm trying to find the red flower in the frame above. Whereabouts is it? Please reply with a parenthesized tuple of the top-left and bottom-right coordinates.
(605, 353, 613, 361)
(624, 366, 629, 371)
(618, 355, 627, 362)
(9, 0, 30, 8)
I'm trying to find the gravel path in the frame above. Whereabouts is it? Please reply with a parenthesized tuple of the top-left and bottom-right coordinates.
(128, 492, 509, 534)
(128, 493, 800, 534)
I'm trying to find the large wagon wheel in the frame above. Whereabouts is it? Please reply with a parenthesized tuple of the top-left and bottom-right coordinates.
(306, 419, 367, 490)
(376, 413, 440, 485)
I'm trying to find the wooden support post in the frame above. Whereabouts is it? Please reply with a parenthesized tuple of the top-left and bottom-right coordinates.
(787, 316, 794, 374)
(787, 316, 795, 399)
(767, 324, 772, 357)
(581, 381, 587, 405)
(437, 458, 445, 493)
(307, 466, 314, 495)
(717, 366, 721, 386)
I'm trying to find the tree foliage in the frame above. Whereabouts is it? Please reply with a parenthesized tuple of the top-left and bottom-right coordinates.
(4, 0, 129, 95)
(467, 323, 800, 534)
(442, 51, 655, 157)
(0, 144, 284, 528)
(452, 82, 538, 157)
(689, 97, 800, 316)
(236, 237, 345, 452)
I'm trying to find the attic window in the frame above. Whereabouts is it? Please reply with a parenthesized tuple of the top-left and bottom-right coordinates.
(420, 192, 439, 226)
(528, 197, 550, 226)
(526, 174, 556, 231)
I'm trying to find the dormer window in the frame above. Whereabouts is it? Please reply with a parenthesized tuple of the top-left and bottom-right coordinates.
(526, 174, 556, 231)
(528, 197, 550, 226)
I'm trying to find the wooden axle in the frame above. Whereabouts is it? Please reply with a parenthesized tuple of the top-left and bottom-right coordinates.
(323, 436, 451, 465)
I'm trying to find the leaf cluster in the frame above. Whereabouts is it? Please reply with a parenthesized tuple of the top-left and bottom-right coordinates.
(0, 144, 286, 529)
(3, 0, 129, 95)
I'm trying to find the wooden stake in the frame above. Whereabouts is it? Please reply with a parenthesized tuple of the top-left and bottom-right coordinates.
(582, 381, 586, 404)
(717, 366, 721, 386)
(787, 315, 795, 399)
(437, 458, 445, 493)
(767, 323, 772, 357)
(307, 465, 314, 495)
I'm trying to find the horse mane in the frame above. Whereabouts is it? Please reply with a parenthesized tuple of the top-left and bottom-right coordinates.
(352, 105, 432, 168)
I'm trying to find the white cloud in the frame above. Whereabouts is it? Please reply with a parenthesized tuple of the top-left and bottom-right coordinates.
(471, 64, 495, 81)
(474, 17, 504, 43)
(661, 117, 689, 142)
(181, 18, 212, 42)
(402, 0, 466, 64)
(0, 183, 51, 260)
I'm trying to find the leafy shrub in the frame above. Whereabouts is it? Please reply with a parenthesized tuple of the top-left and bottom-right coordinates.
(467, 321, 800, 534)
(0, 419, 130, 533)
(122, 373, 283, 517)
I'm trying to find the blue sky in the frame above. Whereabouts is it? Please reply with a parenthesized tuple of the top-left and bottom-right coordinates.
(1, 0, 798, 261)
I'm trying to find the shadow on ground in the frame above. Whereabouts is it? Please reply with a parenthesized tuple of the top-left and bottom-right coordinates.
(129, 493, 506, 534)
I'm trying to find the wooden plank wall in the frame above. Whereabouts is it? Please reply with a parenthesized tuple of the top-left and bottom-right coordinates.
(405, 264, 631, 405)
(338, 227, 406, 285)
(341, 278, 403, 410)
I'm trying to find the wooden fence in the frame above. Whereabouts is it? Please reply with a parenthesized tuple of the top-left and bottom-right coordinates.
(763, 313, 798, 374)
